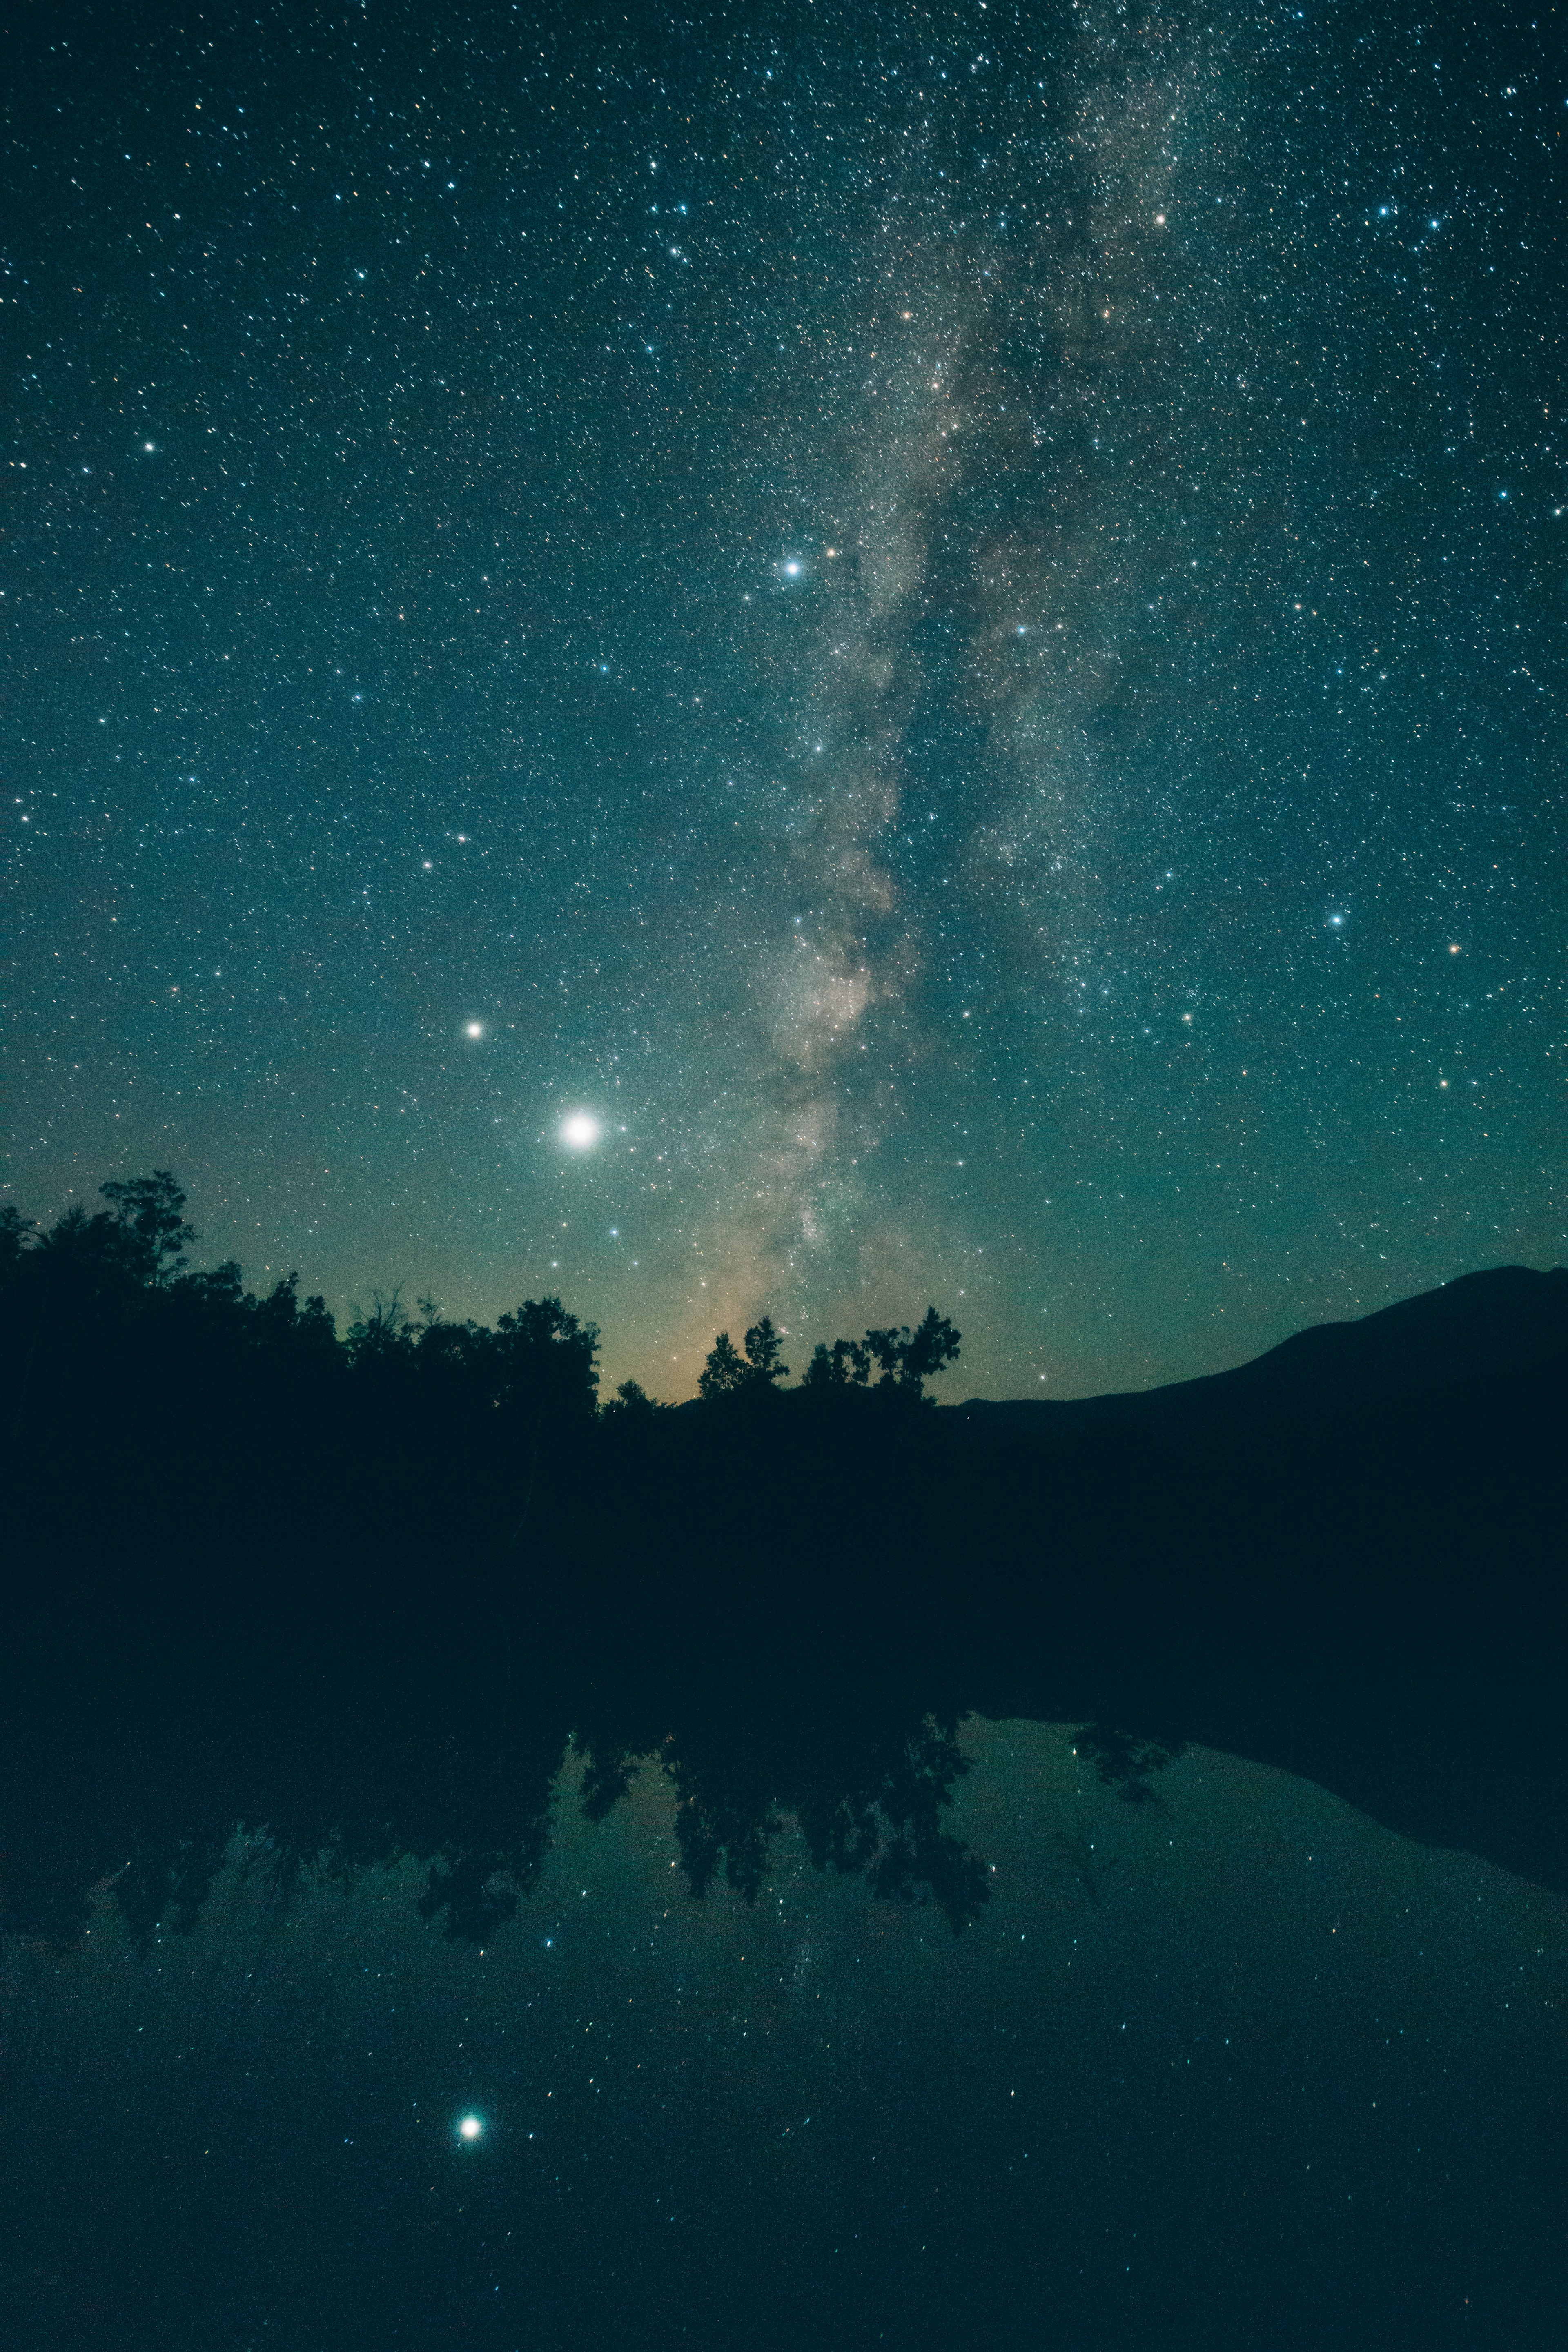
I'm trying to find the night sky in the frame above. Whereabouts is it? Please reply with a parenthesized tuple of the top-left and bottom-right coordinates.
(7, 0, 1563, 1400)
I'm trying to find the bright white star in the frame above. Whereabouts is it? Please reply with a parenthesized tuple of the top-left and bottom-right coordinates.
(458, 2115, 483, 2141)
(465, 1022, 483, 1038)
(562, 1112, 599, 1149)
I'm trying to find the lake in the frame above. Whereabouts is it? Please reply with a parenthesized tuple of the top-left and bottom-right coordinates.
(2, 1713, 1562, 2350)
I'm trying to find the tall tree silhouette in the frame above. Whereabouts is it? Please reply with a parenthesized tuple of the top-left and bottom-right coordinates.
(0, 1205, 38, 1284)
(699, 1331, 750, 1399)
(742, 1316, 789, 1387)
(98, 1171, 198, 1283)
(898, 1307, 962, 1396)
(699, 1316, 790, 1399)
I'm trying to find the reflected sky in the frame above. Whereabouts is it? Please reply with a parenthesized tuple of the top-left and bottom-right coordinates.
(3, 1719, 1563, 2350)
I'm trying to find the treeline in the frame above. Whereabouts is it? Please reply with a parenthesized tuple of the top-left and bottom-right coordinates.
(0, 1175, 1011, 1939)
(3, 1176, 1568, 1944)
(0, 1172, 982, 1673)
(0, 1171, 960, 1438)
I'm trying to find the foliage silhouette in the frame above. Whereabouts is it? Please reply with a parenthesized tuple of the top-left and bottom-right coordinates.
(742, 1314, 789, 1387)
(698, 1316, 790, 1399)
(601, 1377, 662, 1423)
(698, 1330, 749, 1399)
(802, 1336, 870, 1390)
(864, 1307, 963, 1397)
(98, 1169, 199, 1282)
(1, 1169, 1566, 1954)
(799, 1310, 960, 1401)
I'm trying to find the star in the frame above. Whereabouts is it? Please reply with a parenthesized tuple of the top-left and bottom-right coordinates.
(9, 4, 1557, 1409)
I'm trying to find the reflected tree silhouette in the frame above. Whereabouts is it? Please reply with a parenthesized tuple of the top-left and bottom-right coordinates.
(1073, 1721, 1189, 1807)
(2, 1169, 1566, 1951)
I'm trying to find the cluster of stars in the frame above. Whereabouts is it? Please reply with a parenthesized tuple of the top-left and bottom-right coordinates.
(3, 0, 1561, 1399)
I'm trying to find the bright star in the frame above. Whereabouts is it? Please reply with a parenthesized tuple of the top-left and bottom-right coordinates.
(783, 560, 801, 577)
(458, 2114, 483, 2141)
(465, 1022, 483, 1038)
(562, 1112, 599, 1149)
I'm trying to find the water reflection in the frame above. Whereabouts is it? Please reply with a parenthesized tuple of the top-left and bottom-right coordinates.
(2, 1263, 1564, 2343)
(5, 1639, 1568, 1961)
(2, 1716, 1564, 2352)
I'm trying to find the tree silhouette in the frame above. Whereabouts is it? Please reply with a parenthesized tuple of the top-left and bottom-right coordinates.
(493, 1296, 601, 1427)
(0, 1204, 38, 1283)
(98, 1170, 198, 1283)
(602, 1378, 660, 1421)
(2, 1157, 1563, 1957)
(801, 1337, 871, 1390)
(743, 1316, 789, 1387)
(699, 1331, 750, 1399)
(863, 1307, 961, 1399)
(699, 1316, 790, 1399)
(252, 1270, 337, 1354)
(345, 1290, 415, 1371)
(900, 1306, 962, 1395)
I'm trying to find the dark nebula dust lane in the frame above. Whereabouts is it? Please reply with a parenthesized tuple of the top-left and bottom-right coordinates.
(6, 0, 1562, 1396)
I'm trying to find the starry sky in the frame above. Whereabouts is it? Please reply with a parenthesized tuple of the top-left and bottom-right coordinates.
(6, 0, 1563, 1399)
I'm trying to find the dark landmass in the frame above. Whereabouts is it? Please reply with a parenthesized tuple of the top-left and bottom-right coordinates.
(1, 1178, 1564, 1949)
(950, 1262, 1568, 1437)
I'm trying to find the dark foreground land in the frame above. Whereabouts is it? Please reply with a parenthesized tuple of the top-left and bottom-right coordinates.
(2, 1180, 1565, 1947)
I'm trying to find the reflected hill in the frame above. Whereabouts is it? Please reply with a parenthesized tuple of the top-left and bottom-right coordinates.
(1, 1182, 1564, 1949)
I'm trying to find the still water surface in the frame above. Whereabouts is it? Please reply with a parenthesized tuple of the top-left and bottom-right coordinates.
(3, 1719, 1563, 2350)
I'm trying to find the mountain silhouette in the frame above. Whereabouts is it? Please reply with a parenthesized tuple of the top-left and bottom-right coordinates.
(2, 1185, 1565, 1945)
(949, 1264, 1568, 1441)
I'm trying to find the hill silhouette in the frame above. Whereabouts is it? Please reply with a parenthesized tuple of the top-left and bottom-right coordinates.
(0, 1175, 1564, 1947)
(949, 1264, 1568, 1441)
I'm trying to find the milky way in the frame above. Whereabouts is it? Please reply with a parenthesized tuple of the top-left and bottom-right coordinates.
(6, 2, 1562, 1396)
